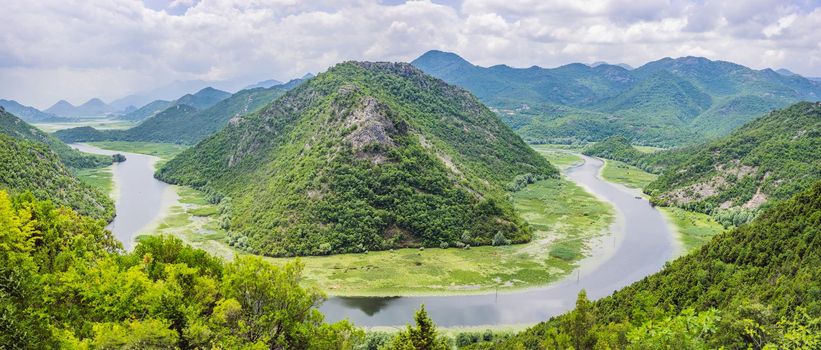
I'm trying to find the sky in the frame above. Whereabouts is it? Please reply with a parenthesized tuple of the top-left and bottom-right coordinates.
(1, 0, 820, 109)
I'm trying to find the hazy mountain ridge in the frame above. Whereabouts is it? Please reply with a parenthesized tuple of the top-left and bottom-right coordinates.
(45, 98, 118, 117)
(0, 99, 63, 122)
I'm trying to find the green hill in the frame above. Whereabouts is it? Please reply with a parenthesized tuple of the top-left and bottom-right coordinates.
(645, 102, 821, 213)
(0, 107, 110, 168)
(413, 51, 821, 146)
(55, 86, 285, 145)
(170, 87, 230, 109)
(468, 180, 821, 349)
(157, 61, 556, 256)
(120, 99, 172, 121)
(0, 133, 113, 220)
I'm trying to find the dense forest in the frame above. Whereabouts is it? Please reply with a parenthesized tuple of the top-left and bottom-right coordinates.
(0, 190, 363, 348)
(0, 107, 110, 168)
(462, 180, 821, 349)
(157, 61, 556, 256)
(413, 51, 821, 146)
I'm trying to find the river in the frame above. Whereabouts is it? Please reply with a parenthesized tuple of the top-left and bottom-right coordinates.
(71, 143, 177, 250)
(72, 144, 676, 327)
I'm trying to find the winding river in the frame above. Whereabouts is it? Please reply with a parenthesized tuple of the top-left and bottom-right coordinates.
(71, 143, 177, 250)
(73, 144, 676, 327)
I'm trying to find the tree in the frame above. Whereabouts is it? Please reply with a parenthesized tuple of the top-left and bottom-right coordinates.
(386, 305, 449, 350)
(569, 289, 595, 350)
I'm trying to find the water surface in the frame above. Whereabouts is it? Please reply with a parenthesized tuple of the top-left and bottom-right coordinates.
(320, 155, 676, 327)
(71, 143, 177, 250)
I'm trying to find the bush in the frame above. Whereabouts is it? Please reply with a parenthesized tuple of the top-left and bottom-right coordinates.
(492, 231, 510, 246)
(439, 242, 449, 249)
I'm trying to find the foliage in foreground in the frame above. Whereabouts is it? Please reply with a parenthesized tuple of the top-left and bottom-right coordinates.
(0, 190, 361, 349)
(464, 180, 821, 349)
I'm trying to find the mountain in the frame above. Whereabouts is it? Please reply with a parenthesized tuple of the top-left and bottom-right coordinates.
(170, 87, 231, 109)
(156, 61, 556, 257)
(412, 51, 821, 146)
(120, 86, 286, 144)
(0, 99, 62, 122)
(44, 100, 77, 117)
(120, 99, 173, 121)
(644, 101, 820, 213)
(243, 79, 283, 90)
(44, 98, 116, 117)
(0, 107, 110, 168)
(474, 180, 821, 349)
(56, 85, 286, 145)
(0, 134, 114, 220)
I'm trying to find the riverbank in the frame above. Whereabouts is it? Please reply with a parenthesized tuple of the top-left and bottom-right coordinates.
(597, 157, 726, 253)
(81, 141, 615, 296)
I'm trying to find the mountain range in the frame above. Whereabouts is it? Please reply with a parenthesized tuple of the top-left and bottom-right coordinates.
(412, 50, 821, 146)
(0, 99, 63, 122)
(56, 78, 312, 145)
(44, 98, 120, 118)
(156, 61, 556, 256)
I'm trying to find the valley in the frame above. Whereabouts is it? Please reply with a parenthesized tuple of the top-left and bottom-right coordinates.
(65, 139, 693, 328)
(2, 13, 818, 345)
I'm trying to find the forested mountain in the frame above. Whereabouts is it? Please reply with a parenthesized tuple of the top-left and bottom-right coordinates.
(413, 51, 821, 146)
(55, 85, 286, 145)
(157, 61, 556, 256)
(170, 87, 231, 110)
(120, 99, 173, 120)
(0, 107, 110, 168)
(0, 134, 113, 220)
(584, 102, 820, 223)
(645, 102, 821, 213)
(0, 99, 62, 122)
(467, 181, 821, 349)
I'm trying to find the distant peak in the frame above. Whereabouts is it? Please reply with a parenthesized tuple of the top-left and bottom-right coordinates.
(301, 73, 315, 79)
(412, 50, 472, 67)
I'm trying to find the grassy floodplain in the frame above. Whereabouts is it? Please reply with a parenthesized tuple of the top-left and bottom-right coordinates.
(149, 177, 614, 296)
(600, 159, 658, 189)
(530, 144, 584, 169)
(74, 166, 114, 198)
(33, 118, 138, 133)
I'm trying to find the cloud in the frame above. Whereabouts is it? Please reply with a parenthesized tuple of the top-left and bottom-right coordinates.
(0, 0, 818, 108)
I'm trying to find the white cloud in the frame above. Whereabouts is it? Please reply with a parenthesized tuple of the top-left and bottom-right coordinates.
(0, 0, 819, 108)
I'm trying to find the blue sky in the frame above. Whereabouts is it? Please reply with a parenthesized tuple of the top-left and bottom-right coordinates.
(1, 0, 819, 108)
